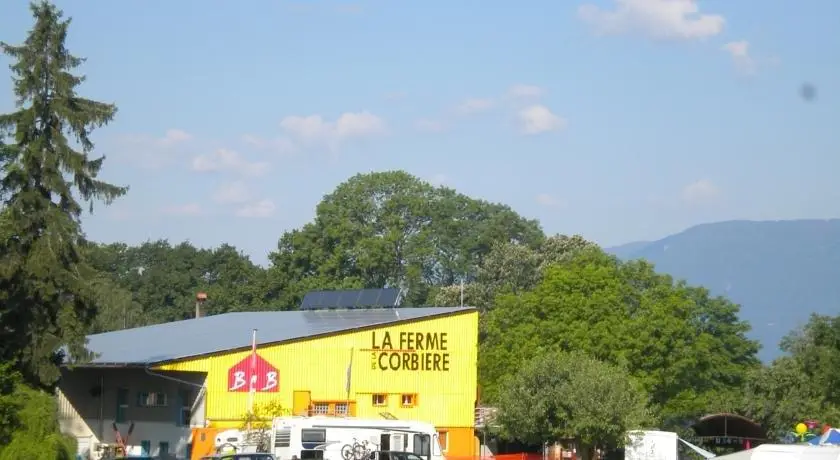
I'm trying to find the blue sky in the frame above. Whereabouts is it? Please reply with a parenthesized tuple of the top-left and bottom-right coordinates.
(1, 0, 838, 265)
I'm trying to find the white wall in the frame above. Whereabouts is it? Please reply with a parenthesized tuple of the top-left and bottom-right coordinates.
(57, 367, 206, 459)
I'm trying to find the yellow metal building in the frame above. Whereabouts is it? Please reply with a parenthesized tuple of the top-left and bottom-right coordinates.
(79, 304, 479, 458)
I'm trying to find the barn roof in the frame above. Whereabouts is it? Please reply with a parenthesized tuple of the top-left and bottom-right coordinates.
(76, 307, 474, 366)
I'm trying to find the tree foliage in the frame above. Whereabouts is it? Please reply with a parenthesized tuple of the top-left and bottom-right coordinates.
(0, 381, 76, 460)
(432, 234, 598, 310)
(494, 351, 649, 457)
(481, 248, 760, 425)
(0, 0, 126, 386)
(0, 3, 125, 457)
(743, 314, 840, 438)
(238, 401, 291, 452)
(85, 240, 268, 326)
(265, 171, 544, 307)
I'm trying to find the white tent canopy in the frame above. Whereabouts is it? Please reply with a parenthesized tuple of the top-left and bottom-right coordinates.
(716, 444, 840, 460)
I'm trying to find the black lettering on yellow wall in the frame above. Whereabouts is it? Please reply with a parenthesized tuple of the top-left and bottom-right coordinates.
(397, 332, 448, 351)
(371, 330, 451, 372)
(375, 351, 451, 371)
(371, 331, 393, 350)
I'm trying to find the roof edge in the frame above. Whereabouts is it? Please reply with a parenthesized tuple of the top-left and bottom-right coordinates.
(61, 362, 150, 369)
(150, 306, 478, 367)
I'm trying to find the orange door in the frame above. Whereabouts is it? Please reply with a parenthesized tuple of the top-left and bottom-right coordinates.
(293, 390, 311, 416)
(191, 427, 218, 460)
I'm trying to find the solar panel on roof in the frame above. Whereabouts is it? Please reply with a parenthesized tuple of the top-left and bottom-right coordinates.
(299, 288, 402, 310)
(299, 291, 319, 310)
(357, 289, 378, 307)
(377, 288, 401, 307)
(338, 290, 358, 308)
(324, 291, 342, 308)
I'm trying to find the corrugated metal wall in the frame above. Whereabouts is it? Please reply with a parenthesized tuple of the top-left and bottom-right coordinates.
(156, 310, 478, 428)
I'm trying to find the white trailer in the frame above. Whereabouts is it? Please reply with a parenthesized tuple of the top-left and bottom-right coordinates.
(715, 444, 840, 460)
(269, 416, 445, 460)
(625, 430, 716, 460)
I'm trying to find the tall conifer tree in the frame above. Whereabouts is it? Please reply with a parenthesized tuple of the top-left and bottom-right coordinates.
(0, 1, 127, 387)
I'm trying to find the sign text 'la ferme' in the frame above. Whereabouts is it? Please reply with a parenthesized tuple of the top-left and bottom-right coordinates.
(369, 331, 451, 371)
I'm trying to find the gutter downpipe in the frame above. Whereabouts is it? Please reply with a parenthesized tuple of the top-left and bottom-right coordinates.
(99, 372, 105, 443)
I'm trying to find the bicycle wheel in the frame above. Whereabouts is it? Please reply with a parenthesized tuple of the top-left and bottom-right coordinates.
(353, 444, 367, 460)
(342, 444, 356, 460)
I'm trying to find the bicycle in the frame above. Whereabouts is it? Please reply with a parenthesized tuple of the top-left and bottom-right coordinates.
(215, 442, 239, 456)
(341, 438, 378, 460)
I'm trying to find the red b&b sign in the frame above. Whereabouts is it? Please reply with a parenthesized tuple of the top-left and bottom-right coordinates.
(227, 353, 279, 392)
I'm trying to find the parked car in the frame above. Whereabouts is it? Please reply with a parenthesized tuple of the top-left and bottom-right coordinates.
(370, 452, 428, 460)
(200, 454, 277, 460)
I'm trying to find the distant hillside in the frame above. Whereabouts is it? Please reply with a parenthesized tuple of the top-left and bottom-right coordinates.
(606, 219, 840, 361)
(607, 241, 652, 259)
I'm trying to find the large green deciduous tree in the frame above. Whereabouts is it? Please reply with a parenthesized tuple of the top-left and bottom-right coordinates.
(0, 369, 76, 460)
(0, 0, 126, 386)
(432, 234, 598, 310)
(743, 314, 840, 438)
(481, 248, 760, 425)
(85, 240, 268, 325)
(494, 351, 649, 459)
(266, 171, 544, 307)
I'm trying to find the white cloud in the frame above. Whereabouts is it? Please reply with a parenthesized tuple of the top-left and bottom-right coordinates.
(191, 149, 270, 177)
(242, 134, 297, 156)
(159, 129, 192, 145)
(722, 41, 757, 75)
(213, 181, 252, 204)
(279, 111, 386, 152)
(335, 112, 386, 137)
(164, 203, 202, 216)
(517, 105, 567, 135)
(681, 179, 722, 205)
(456, 98, 495, 115)
(536, 193, 566, 208)
(415, 119, 447, 133)
(236, 199, 276, 218)
(578, 0, 725, 41)
(113, 128, 194, 169)
(508, 84, 545, 99)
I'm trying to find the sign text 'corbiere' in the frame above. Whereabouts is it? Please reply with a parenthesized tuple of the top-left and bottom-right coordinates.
(369, 331, 450, 371)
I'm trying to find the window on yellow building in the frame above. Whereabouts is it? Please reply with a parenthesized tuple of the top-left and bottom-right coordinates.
(335, 402, 349, 415)
(437, 431, 449, 453)
(313, 402, 329, 414)
(400, 394, 416, 407)
(372, 394, 387, 406)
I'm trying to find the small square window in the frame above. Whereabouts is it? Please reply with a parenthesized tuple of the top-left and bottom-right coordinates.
(372, 394, 387, 406)
(137, 391, 168, 407)
(335, 402, 349, 415)
(313, 402, 330, 415)
(401, 394, 416, 407)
